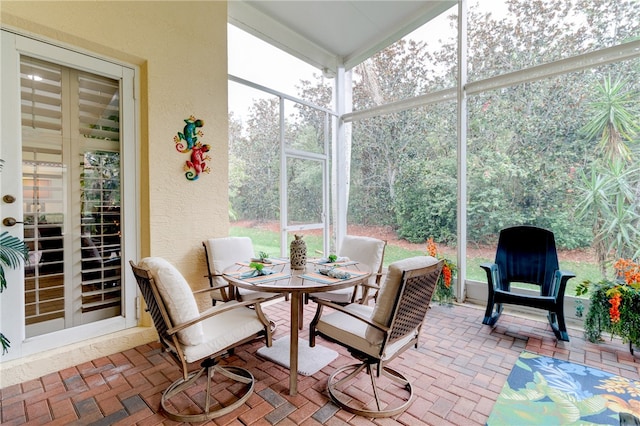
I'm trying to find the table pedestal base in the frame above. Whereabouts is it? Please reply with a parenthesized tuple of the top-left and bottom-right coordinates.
(256, 337, 338, 376)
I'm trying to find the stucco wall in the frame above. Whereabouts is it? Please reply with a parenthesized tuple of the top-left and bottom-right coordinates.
(0, 1, 229, 386)
(2, 0, 229, 282)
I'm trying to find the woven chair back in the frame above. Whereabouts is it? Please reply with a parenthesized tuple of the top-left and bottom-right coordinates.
(388, 260, 443, 343)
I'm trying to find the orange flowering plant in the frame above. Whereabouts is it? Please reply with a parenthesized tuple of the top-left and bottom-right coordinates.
(576, 259, 640, 352)
(426, 238, 457, 306)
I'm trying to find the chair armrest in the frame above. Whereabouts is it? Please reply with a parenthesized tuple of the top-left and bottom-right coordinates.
(558, 270, 576, 280)
(357, 279, 382, 305)
(360, 281, 381, 291)
(480, 262, 501, 289)
(547, 269, 576, 298)
(166, 299, 261, 335)
(204, 273, 231, 287)
(193, 283, 230, 295)
(313, 299, 390, 334)
(479, 262, 495, 271)
(194, 280, 233, 301)
(204, 272, 225, 278)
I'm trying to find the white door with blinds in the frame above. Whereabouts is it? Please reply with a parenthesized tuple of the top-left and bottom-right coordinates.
(1, 31, 138, 360)
(22, 56, 125, 335)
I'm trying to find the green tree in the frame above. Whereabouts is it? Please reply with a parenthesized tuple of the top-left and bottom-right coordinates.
(459, 0, 640, 247)
(348, 39, 458, 235)
(229, 0, 640, 253)
(230, 98, 281, 222)
(576, 76, 640, 276)
(580, 76, 640, 163)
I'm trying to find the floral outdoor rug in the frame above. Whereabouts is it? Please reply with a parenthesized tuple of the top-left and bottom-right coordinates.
(487, 351, 640, 425)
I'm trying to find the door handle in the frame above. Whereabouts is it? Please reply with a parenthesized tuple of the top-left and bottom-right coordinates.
(2, 217, 23, 227)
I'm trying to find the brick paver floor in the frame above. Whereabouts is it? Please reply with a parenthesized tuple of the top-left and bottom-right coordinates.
(2, 300, 639, 425)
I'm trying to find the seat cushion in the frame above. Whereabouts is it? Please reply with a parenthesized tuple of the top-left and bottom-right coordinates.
(236, 287, 280, 301)
(312, 287, 359, 304)
(316, 304, 381, 356)
(316, 303, 417, 360)
(182, 303, 266, 363)
(139, 257, 204, 346)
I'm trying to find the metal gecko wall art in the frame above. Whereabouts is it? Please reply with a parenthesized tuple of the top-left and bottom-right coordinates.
(174, 115, 211, 181)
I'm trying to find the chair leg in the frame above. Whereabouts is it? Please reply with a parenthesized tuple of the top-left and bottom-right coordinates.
(367, 364, 383, 411)
(483, 299, 503, 326)
(160, 364, 254, 422)
(547, 310, 570, 342)
(327, 362, 414, 418)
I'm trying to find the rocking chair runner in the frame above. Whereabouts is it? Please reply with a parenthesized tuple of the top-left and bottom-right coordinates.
(480, 226, 575, 341)
(130, 257, 273, 422)
(309, 256, 443, 418)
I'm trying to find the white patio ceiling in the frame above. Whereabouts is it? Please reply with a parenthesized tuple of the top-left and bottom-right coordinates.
(228, 1, 458, 74)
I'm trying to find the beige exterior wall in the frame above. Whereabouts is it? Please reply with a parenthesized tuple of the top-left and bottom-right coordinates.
(0, 1, 229, 386)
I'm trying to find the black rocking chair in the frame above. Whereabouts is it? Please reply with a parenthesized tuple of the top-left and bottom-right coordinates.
(480, 226, 575, 341)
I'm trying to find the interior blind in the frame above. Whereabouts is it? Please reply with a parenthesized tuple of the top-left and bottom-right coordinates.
(20, 55, 123, 328)
(80, 151, 122, 313)
(20, 57, 65, 326)
(78, 71, 120, 142)
(78, 69, 122, 314)
(20, 57, 63, 133)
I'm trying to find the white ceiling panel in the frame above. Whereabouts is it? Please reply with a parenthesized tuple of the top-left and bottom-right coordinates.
(228, 1, 457, 73)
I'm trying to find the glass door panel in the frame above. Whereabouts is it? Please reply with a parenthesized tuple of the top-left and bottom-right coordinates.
(20, 55, 122, 336)
(23, 151, 65, 332)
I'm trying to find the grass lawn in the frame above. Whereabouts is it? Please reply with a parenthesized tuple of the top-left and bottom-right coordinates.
(231, 226, 600, 298)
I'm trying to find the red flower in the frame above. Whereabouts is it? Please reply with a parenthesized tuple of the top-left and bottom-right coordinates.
(614, 259, 640, 285)
(442, 265, 452, 288)
(609, 293, 621, 323)
(426, 238, 437, 257)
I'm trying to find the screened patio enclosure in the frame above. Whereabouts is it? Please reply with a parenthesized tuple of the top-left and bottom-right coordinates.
(228, 0, 640, 308)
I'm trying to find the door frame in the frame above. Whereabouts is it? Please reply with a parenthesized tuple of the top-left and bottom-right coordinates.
(279, 100, 331, 256)
(0, 30, 140, 361)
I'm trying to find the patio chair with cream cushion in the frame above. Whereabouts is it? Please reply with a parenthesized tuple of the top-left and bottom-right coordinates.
(130, 257, 273, 422)
(203, 236, 285, 304)
(310, 235, 386, 305)
(309, 256, 443, 418)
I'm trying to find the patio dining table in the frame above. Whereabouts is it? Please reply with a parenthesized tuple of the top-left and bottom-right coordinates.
(223, 259, 370, 395)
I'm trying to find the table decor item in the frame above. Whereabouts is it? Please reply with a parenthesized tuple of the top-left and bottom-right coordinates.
(327, 269, 351, 279)
(250, 251, 272, 264)
(317, 255, 350, 264)
(576, 258, 640, 355)
(426, 237, 457, 306)
(290, 234, 307, 270)
(240, 262, 275, 278)
(316, 266, 351, 279)
(317, 266, 334, 275)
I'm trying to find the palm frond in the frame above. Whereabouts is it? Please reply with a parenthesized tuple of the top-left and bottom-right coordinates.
(0, 231, 29, 292)
(0, 332, 10, 355)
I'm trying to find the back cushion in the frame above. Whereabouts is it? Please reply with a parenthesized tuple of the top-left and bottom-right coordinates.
(370, 256, 439, 327)
(340, 235, 385, 285)
(139, 257, 204, 346)
(205, 237, 254, 287)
